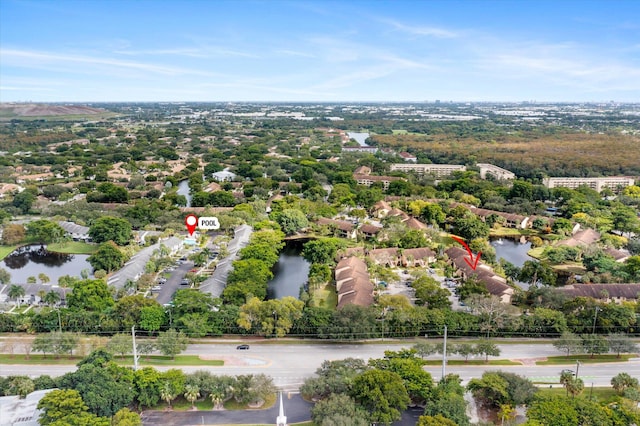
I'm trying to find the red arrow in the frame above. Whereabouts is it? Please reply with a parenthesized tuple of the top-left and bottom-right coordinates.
(451, 235, 482, 270)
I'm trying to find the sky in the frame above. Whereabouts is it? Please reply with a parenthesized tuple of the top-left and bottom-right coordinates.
(1, 0, 639, 102)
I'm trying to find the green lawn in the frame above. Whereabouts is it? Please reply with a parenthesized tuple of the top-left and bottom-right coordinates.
(0, 245, 18, 261)
(47, 241, 98, 255)
(223, 393, 276, 410)
(537, 354, 633, 365)
(537, 386, 619, 402)
(489, 227, 532, 237)
(0, 353, 223, 366)
(309, 283, 337, 309)
(527, 246, 545, 259)
(423, 359, 520, 366)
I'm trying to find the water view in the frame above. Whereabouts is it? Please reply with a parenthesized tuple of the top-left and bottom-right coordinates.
(490, 237, 533, 268)
(346, 131, 371, 146)
(267, 245, 310, 299)
(176, 179, 192, 207)
(0, 245, 93, 284)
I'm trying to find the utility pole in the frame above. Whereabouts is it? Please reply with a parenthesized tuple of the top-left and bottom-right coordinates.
(575, 360, 580, 379)
(442, 325, 448, 379)
(132, 325, 138, 371)
(56, 309, 62, 332)
(592, 306, 600, 334)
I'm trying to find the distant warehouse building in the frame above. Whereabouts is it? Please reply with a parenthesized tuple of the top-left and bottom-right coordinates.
(476, 163, 516, 180)
(389, 163, 466, 177)
(543, 176, 635, 193)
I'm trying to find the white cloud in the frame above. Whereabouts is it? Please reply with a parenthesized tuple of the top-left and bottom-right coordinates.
(380, 18, 459, 38)
(1, 48, 221, 77)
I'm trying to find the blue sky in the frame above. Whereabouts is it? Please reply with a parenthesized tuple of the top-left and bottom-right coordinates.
(1, 0, 639, 102)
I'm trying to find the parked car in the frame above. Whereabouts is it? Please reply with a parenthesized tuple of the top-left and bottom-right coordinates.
(180, 279, 190, 286)
(151, 286, 162, 292)
(236, 344, 250, 350)
(561, 369, 575, 376)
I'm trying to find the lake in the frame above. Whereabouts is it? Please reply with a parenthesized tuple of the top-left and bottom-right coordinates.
(490, 237, 533, 268)
(347, 132, 370, 147)
(0, 245, 93, 284)
(267, 245, 310, 300)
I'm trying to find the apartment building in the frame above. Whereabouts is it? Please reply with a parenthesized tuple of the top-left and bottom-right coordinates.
(543, 176, 635, 193)
(353, 173, 402, 190)
(390, 163, 466, 177)
(476, 163, 516, 180)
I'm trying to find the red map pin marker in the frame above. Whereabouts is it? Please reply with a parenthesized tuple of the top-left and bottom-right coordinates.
(185, 214, 198, 236)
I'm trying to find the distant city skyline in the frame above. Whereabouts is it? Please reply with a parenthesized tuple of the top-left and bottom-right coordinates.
(1, 0, 639, 102)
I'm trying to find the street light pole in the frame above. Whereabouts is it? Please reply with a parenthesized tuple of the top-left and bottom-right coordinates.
(592, 306, 600, 334)
(575, 360, 580, 379)
(442, 325, 448, 379)
(132, 326, 138, 371)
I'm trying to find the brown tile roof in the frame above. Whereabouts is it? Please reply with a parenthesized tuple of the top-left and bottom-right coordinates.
(372, 200, 392, 211)
(335, 256, 374, 309)
(555, 284, 640, 299)
(359, 223, 383, 235)
(317, 217, 354, 232)
(403, 217, 428, 230)
(562, 228, 601, 247)
(403, 247, 436, 260)
(445, 247, 512, 297)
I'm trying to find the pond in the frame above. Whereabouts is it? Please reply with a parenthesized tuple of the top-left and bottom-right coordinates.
(347, 131, 371, 147)
(0, 245, 93, 284)
(267, 244, 310, 300)
(490, 237, 533, 290)
(176, 179, 192, 207)
(490, 237, 533, 268)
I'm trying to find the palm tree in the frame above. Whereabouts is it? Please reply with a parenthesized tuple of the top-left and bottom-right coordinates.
(210, 391, 224, 410)
(37, 290, 46, 304)
(43, 291, 61, 307)
(184, 384, 200, 409)
(160, 382, 175, 408)
(38, 273, 50, 284)
(8, 285, 25, 307)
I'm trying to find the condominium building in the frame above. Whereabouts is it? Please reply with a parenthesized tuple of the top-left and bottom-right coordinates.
(543, 176, 635, 193)
(353, 173, 402, 190)
(476, 163, 516, 180)
(389, 163, 466, 177)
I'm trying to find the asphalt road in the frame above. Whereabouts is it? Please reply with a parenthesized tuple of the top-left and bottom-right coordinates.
(141, 393, 313, 426)
(2, 341, 638, 389)
(155, 260, 195, 305)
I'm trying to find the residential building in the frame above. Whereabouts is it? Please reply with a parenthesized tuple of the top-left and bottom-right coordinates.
(476, 163, 516, 180)
(0, 389, 53, 426)
(335, 256, 374, 309)
(445, 247, 514, 303)
(542, 176, 635, 193)
(470, 207, 530, 229)
(359, 223, 383, 239)
(341, 146, 378, 153)
(398, 152, 417, 162)
(390, 163, 466, 177)
(316, 218, 357, 239)
(554, 284, 640, 303)
(353, 173, 402, 190)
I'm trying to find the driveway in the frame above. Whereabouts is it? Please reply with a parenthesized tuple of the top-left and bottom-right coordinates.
(141, 393, 312, 425)
(155, 260, 195, 305)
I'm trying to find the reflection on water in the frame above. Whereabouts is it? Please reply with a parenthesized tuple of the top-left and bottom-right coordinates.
(490, 237, 533, 268)
(267, 245, 310, 300)
(177, 180, 192, 207)
(0, 245, 93, 283)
